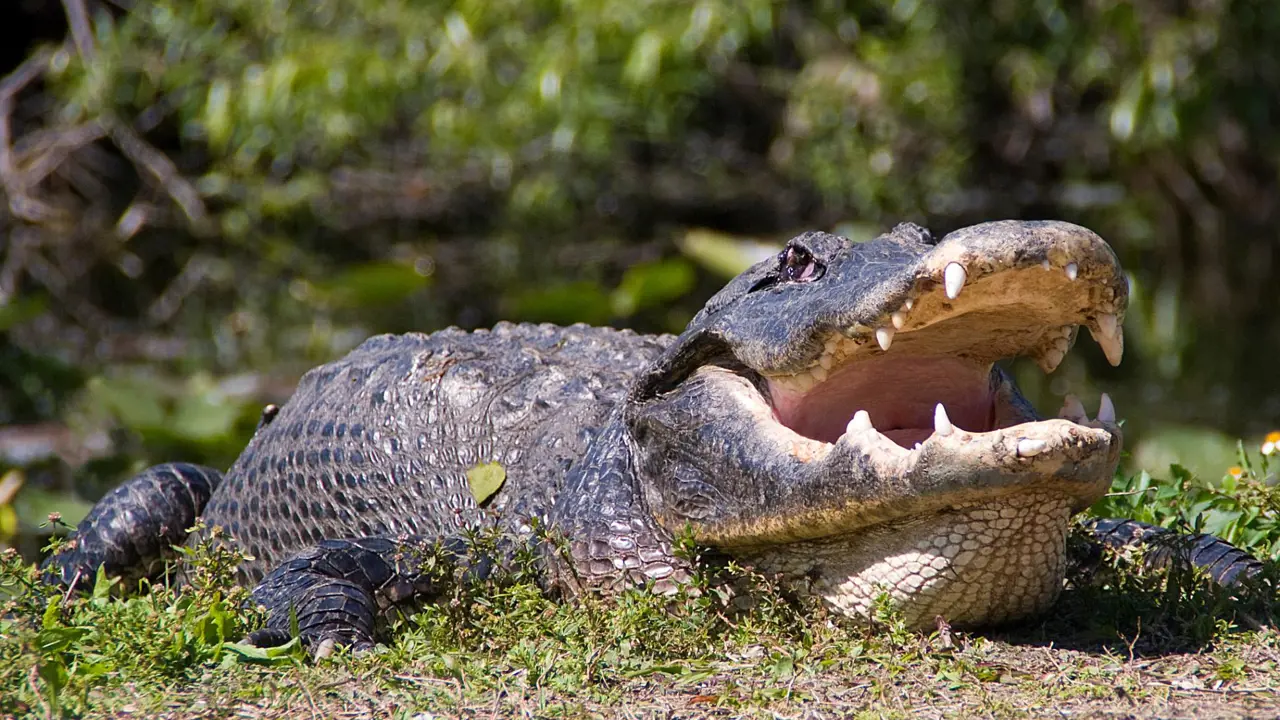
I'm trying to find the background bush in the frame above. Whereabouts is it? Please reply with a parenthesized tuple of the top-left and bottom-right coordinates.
(1, 0, 1278, 539)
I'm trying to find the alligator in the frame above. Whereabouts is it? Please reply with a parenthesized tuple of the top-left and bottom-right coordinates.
(45, 220, 1262, 652)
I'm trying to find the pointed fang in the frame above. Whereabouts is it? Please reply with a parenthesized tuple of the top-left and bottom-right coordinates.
(848, 410, 873, 434)
(876, 326, 895, 351)
(1065, 262, 1079, 280)
(891, 311, 906, 330)
(944, 263, 967, 300)
(1098, 393, 1116, 424)
(1017, 438, 1048, 457)
(1097, 312, 1118, 338)
(1060, 395, 1087, 423)
(933, 403, 954, 436)
(1091, 313, 1124, 367)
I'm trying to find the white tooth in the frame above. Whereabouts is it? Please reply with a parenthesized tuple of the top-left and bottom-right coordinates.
(891, 311, 906, 330)
(1065, 262, 1078, 280)
(933, 403, 954, 436)
(1016, 438, 1047, 457)
(1059, 394, 1087, 423)
(905, 298, 914, 310)
(1090, 314, 1124, 367)
(848, 410, 873, 434)
(818, 354, 834, 370)
(1098, 392, 1116, 424)
(943, 263, 967, 300)
(1089, 326, 1124, 367)
(875, 326, 895, 351)
(791, 372, 816, 394)
(1097, 313, 1118, 339)
(913, 442, 922, 450)
(1041, 259, 1051, 271)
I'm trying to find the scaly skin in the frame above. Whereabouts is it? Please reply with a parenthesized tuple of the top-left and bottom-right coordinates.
(46, 220, 1263, 651)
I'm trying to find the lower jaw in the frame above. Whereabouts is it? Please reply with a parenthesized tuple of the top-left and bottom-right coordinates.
(737, 490, 1075, 630)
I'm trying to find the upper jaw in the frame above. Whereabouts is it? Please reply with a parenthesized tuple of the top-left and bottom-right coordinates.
(763, 219, 1128, 384)
(758, 220, 1128, 449)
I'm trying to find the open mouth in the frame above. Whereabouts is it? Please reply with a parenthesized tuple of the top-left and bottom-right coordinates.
(760, 225, 1126, 453)
(752, 226, 1126, 450)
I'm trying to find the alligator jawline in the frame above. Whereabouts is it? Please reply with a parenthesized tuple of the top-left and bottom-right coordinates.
(757, 254, 1126, 452)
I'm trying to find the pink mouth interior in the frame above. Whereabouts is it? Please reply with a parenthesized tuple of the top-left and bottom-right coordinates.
(767, 354, 997, 447)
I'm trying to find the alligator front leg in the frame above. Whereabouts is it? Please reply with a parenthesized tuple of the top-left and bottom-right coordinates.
(245, 535, 499, 653)
(43, 463, 223, 591)
(549, 420, 694, 598)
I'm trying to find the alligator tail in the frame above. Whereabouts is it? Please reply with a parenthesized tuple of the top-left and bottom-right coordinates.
(41, 462, 223, 591)
(1083, 517, 1265, 586)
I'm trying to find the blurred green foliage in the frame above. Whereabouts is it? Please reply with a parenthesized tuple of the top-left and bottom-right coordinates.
(1, 0, 1279, 533)
(1094, 443, 1280, 560)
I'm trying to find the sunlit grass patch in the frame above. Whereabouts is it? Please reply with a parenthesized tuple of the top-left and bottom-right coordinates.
(1, 448, 1278, 717)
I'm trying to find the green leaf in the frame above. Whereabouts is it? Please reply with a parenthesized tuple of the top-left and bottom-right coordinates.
(678, 229, 779, 278)
(171, 391, 245, 442)
(507, 282, 613, 326)
(768, 653, 795, 678)
(0, 295, 47, 331)
(0, 503, 16, 541)
(624, 31, 665, 87)
(91, 564, 118, 600)
(36, 626, 91, 653)
(312, 262, 431, 308)
(86, 375, 167, 431)
(466, 462, 506, 505)
(221, 638, 303, 666)
(41, 595, 61, 630)
(37, 658, 68, 711)
(610, 258, 696, 317)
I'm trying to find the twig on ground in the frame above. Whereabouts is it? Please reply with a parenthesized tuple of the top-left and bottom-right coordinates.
(16, 122, 108, 192)
(0, 48, 55, 193)
(61, 0, 97, 60)
(105, 116, 212, 234)
(147, 253, 212, 324)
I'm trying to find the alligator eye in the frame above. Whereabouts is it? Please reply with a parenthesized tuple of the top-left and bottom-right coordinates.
(780, 246, 822, 283)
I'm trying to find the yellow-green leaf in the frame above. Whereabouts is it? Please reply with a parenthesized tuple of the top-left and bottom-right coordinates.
(466, 462, 506, 505)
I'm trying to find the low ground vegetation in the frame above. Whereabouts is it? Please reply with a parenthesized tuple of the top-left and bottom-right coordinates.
(2, 447, 1277, 719)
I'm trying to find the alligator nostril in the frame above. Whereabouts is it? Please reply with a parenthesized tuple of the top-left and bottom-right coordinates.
(892, 222, 936, 246)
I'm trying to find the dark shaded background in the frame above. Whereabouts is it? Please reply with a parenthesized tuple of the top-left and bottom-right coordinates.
(1, 0, 1277, 544)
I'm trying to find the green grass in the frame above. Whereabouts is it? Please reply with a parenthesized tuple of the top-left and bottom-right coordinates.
(2, 450, 1278, 719)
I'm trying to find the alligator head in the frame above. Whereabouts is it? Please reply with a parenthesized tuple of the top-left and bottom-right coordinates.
(627, 220, 1127, 628)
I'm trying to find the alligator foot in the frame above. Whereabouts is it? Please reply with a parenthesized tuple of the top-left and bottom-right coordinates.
(244, 535, 496, 655)
(42, 463, 222, 591)
(1082, 517, 1265, 586)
